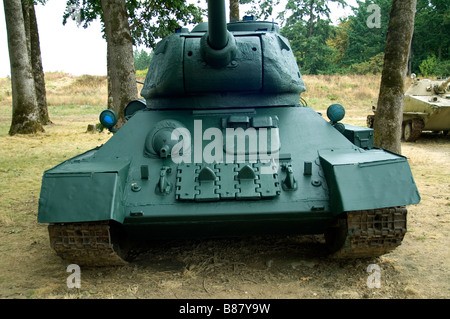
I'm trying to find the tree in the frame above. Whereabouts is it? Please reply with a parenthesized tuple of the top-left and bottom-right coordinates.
(134, 49, 153, 71)
(243, 0, 281, 21)
(230, 0, 240, 21)
(23, 0, 51, 125)
(373, 0, 417, 154)
(282, 19, 337, 74)
(280, 0, 347, 74)
(326, 19, 350, 67)
(341, 0, 392, 69)
(412, 0, 450, 74)
(281, 0, 347, 31)
(63, 1, 204, 48)
(4, 0, 44, 135)
(100, 0, 137, 127)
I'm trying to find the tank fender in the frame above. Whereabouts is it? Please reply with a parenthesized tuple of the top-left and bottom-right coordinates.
(318, 148, 420, 215)
(38, 158, 130, 224)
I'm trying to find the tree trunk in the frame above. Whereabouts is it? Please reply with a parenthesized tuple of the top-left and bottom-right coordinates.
(230, 0, 240, 22)
(100, 0, 138, 128)
(4, 0, 43, 135)
(438, 26, 442, 61)
(373, 0, 417, 154)
(308, 0, 314, 38)
(23, 1, 51, 125)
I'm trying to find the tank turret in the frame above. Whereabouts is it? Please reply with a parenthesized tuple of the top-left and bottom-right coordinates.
(434, 77, 450, 94)
(140, 0, 305, 109)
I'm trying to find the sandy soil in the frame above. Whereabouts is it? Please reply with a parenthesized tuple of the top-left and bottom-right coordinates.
(0, 133, 448, 300)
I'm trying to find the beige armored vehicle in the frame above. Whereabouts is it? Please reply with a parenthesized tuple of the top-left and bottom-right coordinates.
(368, 76, 450, 142)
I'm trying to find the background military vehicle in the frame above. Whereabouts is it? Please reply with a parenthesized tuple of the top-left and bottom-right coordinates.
(368, 76, 450, 142)
(38, 0, 420, 266)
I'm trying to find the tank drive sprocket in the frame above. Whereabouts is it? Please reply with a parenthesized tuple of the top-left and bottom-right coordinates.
(325, 206, 407, 258)
(48, 221, 128, 266)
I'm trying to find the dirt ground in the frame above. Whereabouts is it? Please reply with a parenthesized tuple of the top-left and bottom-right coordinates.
(0, 132, 448, 300)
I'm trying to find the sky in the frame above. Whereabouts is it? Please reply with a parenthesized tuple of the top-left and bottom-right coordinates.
(0, 1, 355, 78)
(0, 1, 107, 78)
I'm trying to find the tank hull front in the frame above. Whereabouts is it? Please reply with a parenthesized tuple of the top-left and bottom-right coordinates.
(38, 105, 419, 229)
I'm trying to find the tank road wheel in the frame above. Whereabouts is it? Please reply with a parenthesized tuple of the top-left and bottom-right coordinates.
(324, 207, 407, 258)
(403, 122, 413, 141)
(48, 221, 129, 266)
(403, 118, 424, 142)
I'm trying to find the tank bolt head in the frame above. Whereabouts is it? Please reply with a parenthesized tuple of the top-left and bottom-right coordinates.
(131, 183, 141, 192)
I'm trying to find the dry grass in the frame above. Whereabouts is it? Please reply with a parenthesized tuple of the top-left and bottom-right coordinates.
(301, 74, 382, 126)
(45, 73, 108, 107)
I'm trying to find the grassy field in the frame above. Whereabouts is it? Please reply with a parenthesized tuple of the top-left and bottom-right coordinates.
(0, 73, 448, 299)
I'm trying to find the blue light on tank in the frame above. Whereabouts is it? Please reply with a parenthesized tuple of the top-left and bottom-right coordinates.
(327, 104, 345, 123)
(99, 109, 117, 129)
(104, 115, 114, 125)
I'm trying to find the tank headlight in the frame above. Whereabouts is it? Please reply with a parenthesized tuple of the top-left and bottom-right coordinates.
(99, 109, 118, 129)
(327, 104, 345, 123)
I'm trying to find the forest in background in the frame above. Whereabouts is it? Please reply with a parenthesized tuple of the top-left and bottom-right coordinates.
(133, 0, 449, 77)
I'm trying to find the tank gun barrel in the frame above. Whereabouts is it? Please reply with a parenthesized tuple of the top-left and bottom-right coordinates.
(207, 0, 228, 50)
(200, 0, 237, 68)
(435, 77, 450, 94)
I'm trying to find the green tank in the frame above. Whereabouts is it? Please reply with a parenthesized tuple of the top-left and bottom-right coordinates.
(367, 75, 450, 141)
(38, 0, 420, 266)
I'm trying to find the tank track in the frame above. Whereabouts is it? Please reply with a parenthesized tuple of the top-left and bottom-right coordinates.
(48, 221, 128, 266)
(327, 207, 407, 258)
(48, 208, 407, 265)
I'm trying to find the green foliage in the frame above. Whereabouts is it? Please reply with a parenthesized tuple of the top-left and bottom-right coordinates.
(412, 0, 450, 72)
(127, 0, 205, 48)
(419, 55, 439, 77)
(280, 0, 347, 28)
(278, 0, 449, 76)
(134, 49, 153, 71)
(242, 0, 281, 20)
(326, 20, 350, 66)
(349, 52, 385, 75)
(435, 60, 450, 77)
(418, 54, 450, 77)
(280, 0, 347, 74)
(282, 20, 338, 74)
(342, 0, 391, 67)
(135, 69, 148, 77)
(62, 0, 205, 48)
